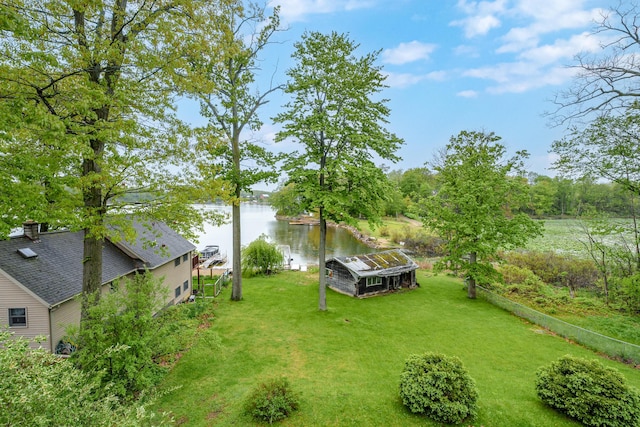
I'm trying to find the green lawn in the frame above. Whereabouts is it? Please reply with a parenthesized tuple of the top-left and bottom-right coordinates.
(154, 270, 640, 426)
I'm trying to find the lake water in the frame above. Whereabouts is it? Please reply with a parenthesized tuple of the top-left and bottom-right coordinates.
(194, 203, 373, 265)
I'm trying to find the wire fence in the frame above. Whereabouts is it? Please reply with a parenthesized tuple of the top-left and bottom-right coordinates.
(477, 286, 640, 364)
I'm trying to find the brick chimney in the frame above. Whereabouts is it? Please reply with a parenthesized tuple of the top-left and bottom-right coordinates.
(23, 220, 41, 242)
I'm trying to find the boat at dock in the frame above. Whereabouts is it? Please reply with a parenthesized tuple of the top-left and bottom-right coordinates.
(198, 245, 227, 268)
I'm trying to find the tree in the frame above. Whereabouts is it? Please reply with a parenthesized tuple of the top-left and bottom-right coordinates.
(527, 174, 557, 217)
(422, 131, 542, 299)
(0, 1, 217, 317)
(187, 1, 282, 301)
(576, 210, 629, 304)
(552, 109, 640, 269)
(274, 31, 402, 310)
(399, 167, 436, 203)
(241, 234, 284, 277)
(0, 331, 166, 426)
(269, 182, 306, 217)
(550, 2, 640, 124)
(70, 273, 170, 400)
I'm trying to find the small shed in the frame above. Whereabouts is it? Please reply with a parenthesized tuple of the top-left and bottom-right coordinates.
(325, 249, 419, 297)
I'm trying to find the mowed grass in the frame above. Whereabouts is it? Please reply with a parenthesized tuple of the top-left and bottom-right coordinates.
(154, 270, 640, 426)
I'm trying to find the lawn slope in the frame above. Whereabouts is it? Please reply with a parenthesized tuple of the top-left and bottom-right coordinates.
(155, 270, 640, 426)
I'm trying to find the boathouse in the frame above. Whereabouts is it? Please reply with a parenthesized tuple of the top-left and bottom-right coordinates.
(325, 249, 419, 297)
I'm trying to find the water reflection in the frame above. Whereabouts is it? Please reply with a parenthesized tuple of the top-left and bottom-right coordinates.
(194, 203, 373, 265)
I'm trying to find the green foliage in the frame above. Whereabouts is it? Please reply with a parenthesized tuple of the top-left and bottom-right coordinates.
(536, 355, 640, 427)
(274, 30, 403, 309)
(0, 330, 166, 426)
(70, 273, 171, 400)
(186, 1, 283, 302)
(242, 235, 284, 277)
(399, 352, 478, 424)
(244, 377, 300, 424)
(552, 109, 640, 267)
(0, 0, 221, 313)
(495, 263, 545, 297)
(269, 182, 306, 217)
(611, 273, 640, 314)
(504, 251, 600, 296)
(422, 130, 542, 297)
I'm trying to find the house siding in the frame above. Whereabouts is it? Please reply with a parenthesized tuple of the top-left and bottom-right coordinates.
(357, 277, 389, 296)
(152, 252, 193, 306)
(0, 271, 50, 349)
(49, 297, 82, 353)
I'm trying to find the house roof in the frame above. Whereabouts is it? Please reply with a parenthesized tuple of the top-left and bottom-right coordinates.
(327, 249, 418, 278)
(0, 220, 195, 307)
(110, 219, 196, 269)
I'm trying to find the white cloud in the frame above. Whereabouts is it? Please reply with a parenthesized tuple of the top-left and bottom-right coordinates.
(497, 1, 605, 53)
(450, 0, 507, 37)
(519, 32, 601, 65)
(457, 90, 479, 98)
(451, 0, 610, 95)
(382, 41, 437, 65)
(384, 71, 446, 89)
(268, 0, 374, 22)
(464, 61, 577, 94)
(454, 44, 480, 58)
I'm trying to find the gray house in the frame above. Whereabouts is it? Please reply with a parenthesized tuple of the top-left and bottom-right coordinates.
(0, 219, 195, 353)
(325, 249, 419, 297)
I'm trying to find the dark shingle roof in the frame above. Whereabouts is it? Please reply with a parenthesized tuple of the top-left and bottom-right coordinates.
(328, 249, 418, 278)
(0, 220, 195, 306)
(110, 219, 196, 269)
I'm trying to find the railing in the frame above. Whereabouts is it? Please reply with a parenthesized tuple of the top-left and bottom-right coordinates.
(477, 286, 640, 364)
(197, 271, 227, 299)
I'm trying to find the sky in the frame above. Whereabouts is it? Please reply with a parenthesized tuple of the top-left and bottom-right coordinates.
(180, 0, 614, 184)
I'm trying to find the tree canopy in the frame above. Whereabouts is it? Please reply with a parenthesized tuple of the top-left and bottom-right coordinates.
(185, 1, 283, 301)
(0, 0, 219, 315)
(421, 130, 542, 298)
(274, 31, 403, 310)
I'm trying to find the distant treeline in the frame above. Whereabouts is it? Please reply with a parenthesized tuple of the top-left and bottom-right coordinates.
(380, 168, 635, 219)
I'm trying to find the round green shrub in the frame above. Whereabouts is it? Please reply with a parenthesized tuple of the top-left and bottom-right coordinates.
(399, 352, 478, 424)
(245, 377, 300, 424)
(536, 355, 640, 427)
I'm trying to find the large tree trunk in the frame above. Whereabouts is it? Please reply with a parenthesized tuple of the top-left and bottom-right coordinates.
(230, 123, 242, 301)
(231, 199, 242, 300)
(318, 208, 327, 311)
(467, 251, 477, 299)
(80, 152, 104, 321)
(81, 232, 103, 320)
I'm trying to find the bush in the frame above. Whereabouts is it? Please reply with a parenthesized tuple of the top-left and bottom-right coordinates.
(504, 251, 600, 296)
(242, 234, 284, 277)
(399, 352, 478, 424)
(70, 273, 171, 400)
(0, 331, 166, 426)
(245, 377, 300, 424)
(536, 355, 640, 427)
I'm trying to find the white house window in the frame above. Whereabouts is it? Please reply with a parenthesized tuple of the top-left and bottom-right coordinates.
(8, 308, 27, 327)
(366, 276, 382, 287)
(174, 257, 181, 267)
(182, 253, 188, 262)
(175, 286, 181, 298)
(183, 280, 189, 291)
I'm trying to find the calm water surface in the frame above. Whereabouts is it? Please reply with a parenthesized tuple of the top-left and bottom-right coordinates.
(194, 203, 373, 265)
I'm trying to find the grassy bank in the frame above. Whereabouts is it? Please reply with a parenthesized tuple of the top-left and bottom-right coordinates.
(154, 270, 640, 426)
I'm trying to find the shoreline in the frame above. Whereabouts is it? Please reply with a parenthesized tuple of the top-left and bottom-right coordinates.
(276, 214, 390, 250)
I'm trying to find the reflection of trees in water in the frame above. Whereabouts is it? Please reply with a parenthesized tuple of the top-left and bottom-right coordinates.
(268, 222, 371, 264)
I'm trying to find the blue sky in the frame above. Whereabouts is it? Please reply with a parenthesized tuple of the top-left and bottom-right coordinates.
(181, 0, 613, 181)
